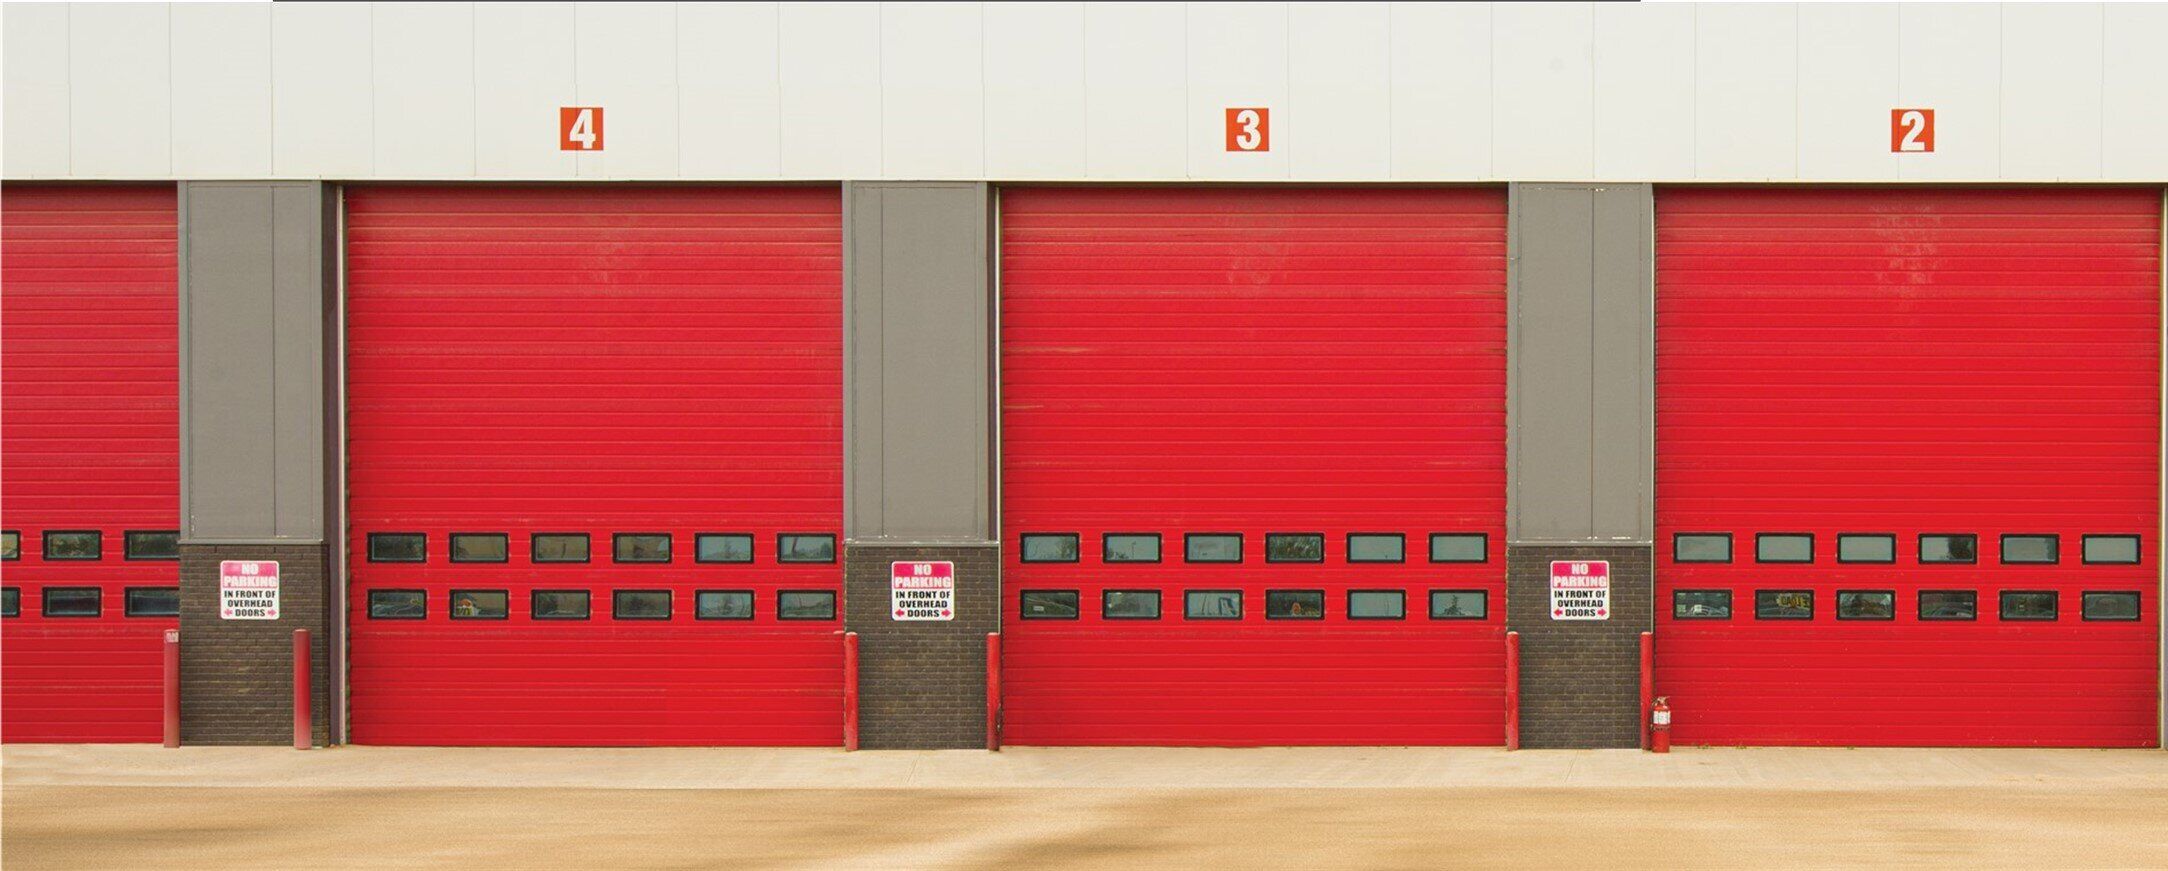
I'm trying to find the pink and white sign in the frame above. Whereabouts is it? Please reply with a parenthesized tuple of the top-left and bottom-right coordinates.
(891, 560, 955, 621)
(1549, 560, 1610, 620)
(219, 560, 280, 620)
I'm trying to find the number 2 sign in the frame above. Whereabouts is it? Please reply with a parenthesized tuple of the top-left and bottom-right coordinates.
(1890, 108, 1933, 153)
(1225, 107, 1269, 152)
(560, 107, 604, 151)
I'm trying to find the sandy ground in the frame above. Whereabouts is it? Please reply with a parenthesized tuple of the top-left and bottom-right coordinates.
(5, 746, 2167, 870)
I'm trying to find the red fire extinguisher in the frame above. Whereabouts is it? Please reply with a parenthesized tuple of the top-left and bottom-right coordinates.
(1650, 696, 1672, 754)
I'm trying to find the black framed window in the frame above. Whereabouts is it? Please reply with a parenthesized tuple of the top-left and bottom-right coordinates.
(1, 587, 18, 618)
(367, 589, 426, 619)
(42, 530, 103, 561)
(1919, 534, 1977, 564)
(777, 534, 837, 563)
(1346, 533, 1405, 563)
(1103, 533, 1162, 563)
(614, 533, 672, 563)
(124, 530, 180, 561)
(1184, 589, 1242, 619)
(125, 587, 181, 617)
(1429, 589, 1487, 620)
(1673, 589, 1731, 620)
(2081, 591, 2141, 621)
(613, 589, 672, 620)
(1265, 589, 1324, 619)
(1102, 590, 1161, 619)
(531, 533, 591, 563)
(1347, 590, 1405, 619)
(1755, 534, 1813, 564)
(696, 590, 755, 620)
(531, 590, 590, 620)
(1, 530, 19, 561)
(1917, 590, 1977, 621)
(1673, 533, 1732, 563)
(1754, 590, 1813, 620)
(1836, 590, 1895, 620)
(1999, 590, 2057, 621)
(1999, 534, 2058, 565)
(695, 533, 755, 564)
(449, 533, 509, 563)
(1184, 533, 1242, 563)
(2081, 535, 2141, 565)
(367, 532, 426, 563)
(1429, 533, 1488, 563)
(1020, 589, 1080, 619)
(1265, 533, 1324, 563)
(1019, 534, 1080, 563)
(450, 590, 509, 619)
(1836, 534, 1895, 564)
(42, 587, 101, 617)
(778, 590, 837, 620)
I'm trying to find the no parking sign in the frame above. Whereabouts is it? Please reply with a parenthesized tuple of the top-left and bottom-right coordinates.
(890, 561, 955, 621)
(1549, 560, 1609, 620)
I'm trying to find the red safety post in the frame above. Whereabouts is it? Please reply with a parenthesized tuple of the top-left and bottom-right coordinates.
(162, 629, 181, 748)
(843, 632, 860, 752)
(986, 632, 1002, 751)
(292, 629, 311, 749)
(1504, 630, 1520, 751)
(1639, 631, 1655, 751)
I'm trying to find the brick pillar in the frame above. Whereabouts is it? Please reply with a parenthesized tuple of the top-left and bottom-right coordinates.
(178, 543, 332, 745)
(843, 544, 998, 749)
(1506, 544, 1653, 748)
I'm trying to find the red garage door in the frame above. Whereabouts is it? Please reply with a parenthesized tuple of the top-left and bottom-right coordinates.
(1, 186, 180, 743)
(1655, 187, 2162, 747)
(346, 186, 845, 746)
(1000, 187, 1508, 746)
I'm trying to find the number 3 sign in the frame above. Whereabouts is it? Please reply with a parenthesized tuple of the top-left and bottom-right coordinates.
(1225, 107, 1269, 152)
(1890, 108, 1933, 153)
(560, 107, 604, 151)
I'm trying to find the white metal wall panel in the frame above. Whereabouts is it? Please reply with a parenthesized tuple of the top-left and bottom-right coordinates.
(1491, 2, 1594, 180)
(1695, 3, 1797, 180)
(4, 3, 71, 178)
(779, 2, 880, 178)
(172, 3, 271, 178)
(573, 2, 679, 179)
(1185, 2, 1290, 180)
(678, 2, 783, 179)
(1387, 2, 1489, 180)
(373, 2, 475, 179)
(1896, 3, 2000, 181)
(1084, 2, 1188, 179)
(2001, 2, 2103, 181)
(1290, 2, 1390, 180)
(474, 2, 575, 179)
(271, 3, 373, 178)
(1797, 3, 1900, 181)
(2103, 3, 2168, 181)
(984, 2, 1086, 179)
(69, 3, 170, 178)
(1592, 2, 1694, 180)
(881, 2, 986, 179)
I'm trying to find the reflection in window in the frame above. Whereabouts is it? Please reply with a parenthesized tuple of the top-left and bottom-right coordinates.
(368, 590, 426, 619)
(532, 590, 591, 620)
(1755, 534, 1813, 564)
(1673, 533, 1732, 563)
(1184, 534, 1242, 563)
(778, 590, 837, 620)
(125, 587, 181, 617)
(450, 533, 509, 563)
(41, 587, 101, 617)
(2082, 591, 2140, 621)
(697, 590, 754, 620)
(1020, 590, 1080, 619)
(1919, 534, 1977, 564)
(1755, 590, 1813, 620)
(613, 590, 672, 620)
(1104, 534, 1162, 563)
(1999, 591, 2057, 621)
(1, 531, 18, 561)
(1429, 590, 1487, 620)
(695, 534, 754, 564)
(1184, 589, 1243, 619)
(1673, 590, 1731, 619)
(777, 534, 837, 563)
(1, 587, 18, 617)
(532, 533, 591, 563)
(367, 532, 425, 563)
(1836, 534, 1895, 564)
(2081, 535, 2141, 565)
(1265, 590, 1324, 619)
(1346, 533, 1405, 563)
(1429, 533, 1488, 563)
(125, 531, 181, 561)
(614, 534, 672, 563)
(2000, 534, 2059, 565)
(1836, 590, 1895, 620)
(1918, 590, 1977, 620)
(1020, 534, 1080, 563)
(1102, 590, 1161, 619)
(1347, 590, 1405, 619)
(450, 590, 509, 619)
(44, 531, 103, 561)
(1265, 534, 1324, 563)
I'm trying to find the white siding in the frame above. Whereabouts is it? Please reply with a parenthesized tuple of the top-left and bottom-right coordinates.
(1592, 3, 1694, 180)
(881, 2, 985, 179)
(473, 2, 575, 179)
(1289, 2, 1390, 180)
(2000, 2, 2103, 180)
(1083, 2, 1185, 179)
(1796, 3, 1899, 181)
(778, 2, 880, 178)
(1491, 3, 1594, 180)
(574, 2, 679, 179)
(1897, 3, 2000, 181)
(172, 3, 272, 178)
(676, 2, 783, 179)
(69, 3, 170, 177)
(373, 2, 475, 179)
(4, 3, 72, 177)
(984, 2, 1086, 179)
(271, 3, 373, 178)
(2102, 2, 2168, 180)
(1694, 3, 1796, 180)
(1387, 2, 1489, 180)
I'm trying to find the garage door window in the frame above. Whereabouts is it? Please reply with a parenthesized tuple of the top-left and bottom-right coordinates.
(1429, 590, 1487, 620)
(1673, 590, 1731, 619)
(125, 530, 180, 561)
(1102, 590, 1161, 619)
(695, 534, 754, 564)
(1265, 590, 1324, 619)
(1021, 589, 1080, 619)
(1, 588, 17, 618)
(450, 590, 508, 620)
(124, 587, 180, 617)
(696, 590, 754, 620)
(450, 533, 509, 563)
(1755, 590, 1813, 620)
(777, 534, 837, 564)
(1999, 591, 2057, 621)
(531, 533, 590, 563)
(1020, 534, 1080, 563)
(1185, 589, 1243, 619)
(1673, 533, 1732, 563)
(614, 533, 672, 563)
(1347, 590, 1405, 619)
(368, 532, 426, 563)
(1429, 533, 1488, 563)
(1836, 590, 1896, 620)
(1, 531, 18, 561)
(1346, 533, 1405, 563)
(1104, 533, 1162, 563)
(2082, 591, 2140, 621)
(1755, 534, 1813, 564)
(778, 590, 837, 621)
(532, 590, 590, 620)
(1185, 534, 1243, 563)
(1836, 534, 1895, 564)
(2000, 534, 2059, 565)
(613, 590, 672, 620)
(1919, 534, 1977, 564)
(1918, 590, 1977, 621)
(1265, 533, 1324, 563)
(2081, 535, 2141, 565)
(41, 587, 101, 617)
(43, 530, 103, 561)
(367, 590, 425, 619)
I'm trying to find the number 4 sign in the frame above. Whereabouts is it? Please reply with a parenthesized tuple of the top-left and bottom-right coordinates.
(560, 107, 604, 151)
(1890, 108, 1933, 153)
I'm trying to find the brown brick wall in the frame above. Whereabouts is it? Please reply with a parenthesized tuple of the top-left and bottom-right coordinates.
(843, 544, 998, 749)
(178, 543, 332, 746)
(1506, 544, 1652, 749)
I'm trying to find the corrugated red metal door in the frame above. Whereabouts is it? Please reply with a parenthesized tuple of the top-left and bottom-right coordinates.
(1000, 187, 1509, 746)
(1, 186, 181, 743)
(345, 186, 845, 746)
(1655, 188, 2162, 747)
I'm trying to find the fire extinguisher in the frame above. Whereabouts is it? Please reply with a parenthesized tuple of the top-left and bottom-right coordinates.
(1650, 696, 1672, 754)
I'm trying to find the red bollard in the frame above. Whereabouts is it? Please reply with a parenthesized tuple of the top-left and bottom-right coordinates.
(1504, 631, 1520, 751)
(163, 629, 181, 748)
(986, 633, 1002, 751)
(293, 629, 311, 750)
(843, 632, 860, 751)
(1639, 631, 1654, 750)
